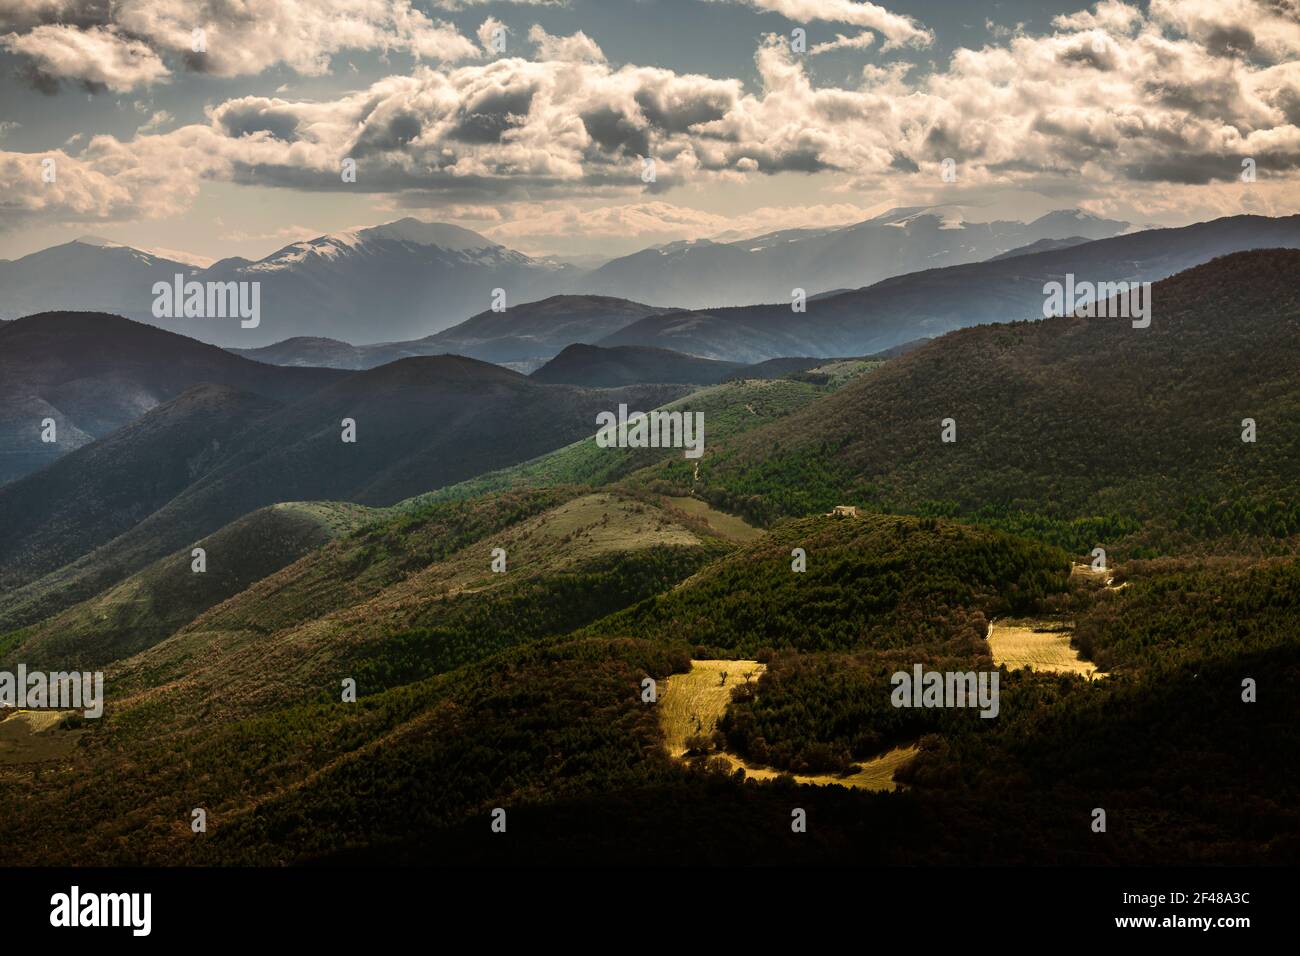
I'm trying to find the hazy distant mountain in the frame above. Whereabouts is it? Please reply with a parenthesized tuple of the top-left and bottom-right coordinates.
(0, 220, 576, 348)
(416, 295, 680, 369)
(0, 238, 202, 324)
(530, 343, 742, 386)
(228, 336, 371, 369)
(229, 295, 677, 372)
(579, 207, 1132, 309)
(0, 210, 1128, 351)
(600, 214, 1300, 362)
(206, 219, 575, 345)
(0, 312, 345, 485)
(989, 236, 1094, 260)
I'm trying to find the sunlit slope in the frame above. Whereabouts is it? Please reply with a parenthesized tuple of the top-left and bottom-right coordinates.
(105, 491, 730, 732)
(410, 375, 853, 505)
(0, 501, 378, 670)
(658, 659, 764, 756)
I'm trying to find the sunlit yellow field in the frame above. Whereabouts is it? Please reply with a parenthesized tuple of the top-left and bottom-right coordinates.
(660, 660, 914, 791)
(987, 621, 1102, 679)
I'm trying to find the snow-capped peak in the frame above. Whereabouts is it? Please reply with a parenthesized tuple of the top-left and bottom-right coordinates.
(358, 218, 495, 251)
(73, 235, 127, 249)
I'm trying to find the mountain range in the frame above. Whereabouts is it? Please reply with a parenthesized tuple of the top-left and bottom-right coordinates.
(2, 248, 1296, 868)
(579, 207, 1131, 309)
(530, 344, 743, 387)
(0, 208, 1131, 350)
(601, 214, 1300, 362)
(0, 315, 689, 627)
(638, 248, 1300, 552)
(107, 211, 1300, 368)
(229, 295, 680, 373)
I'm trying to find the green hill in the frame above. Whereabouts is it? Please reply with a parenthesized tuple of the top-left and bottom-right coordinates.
(0, 384, 281, 591)
(103, 490, 729, 735)
(411, 374, 865, 507)
(0, 360, 689, 633)
(0, 501, 378, 670)
(640, 250, 1300, 556)
(531, 343, 742, 386)
(2, 253, 1297, 869)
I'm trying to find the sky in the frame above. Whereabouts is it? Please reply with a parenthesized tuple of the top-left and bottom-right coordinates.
(1, 0, 1297, 263)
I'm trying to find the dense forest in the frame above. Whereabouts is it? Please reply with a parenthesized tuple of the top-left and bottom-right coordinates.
(1, 253, 1296, 868)
(636, 251, 1300, 558)
(585, 513, 1071, 655)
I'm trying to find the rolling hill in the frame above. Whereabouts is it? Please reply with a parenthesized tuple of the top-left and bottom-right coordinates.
(530, 343, 742, 386)
(7, 496, 1291, 867)
(229, 295, 678, 372)
(638, 249, 1300, 554)
(0, 384, 280, 590)
(0, 357, 689, 632)
(2, 229, 1297, 874)
(102, 490, 731, 732)
(418, 295, 681, 370)
(0, 500, 379, 670)
(0, 312, 345, 484)
(600, 215, 1300, 362)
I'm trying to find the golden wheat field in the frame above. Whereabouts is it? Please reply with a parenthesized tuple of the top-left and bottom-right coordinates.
(987, 620, 1102, 679)
(659, 660, 914, 791)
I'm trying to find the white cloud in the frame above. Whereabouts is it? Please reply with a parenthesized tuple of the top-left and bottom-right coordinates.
(137, 109, 173, 133)
(2, 24, 170, 91)
(528, 24, 605, 63)
(1, 0, 480, 90)
(809, 30, 875, 55)
(477, 16, 506, 57)
(721, 0, 933, 49)
(1053, 0, 1144, 34)
(1150, 0, 1300, 59)
(3, 3, 1298, 231)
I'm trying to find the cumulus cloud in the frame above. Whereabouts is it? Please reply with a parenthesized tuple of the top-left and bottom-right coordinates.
(477, 16, 506, 56)
(3, 3, 1299, 231)
(528, 24, 605, 62)
(1053, 0, 1145, 34)
(1149, 0, 1300, 60)
(722, 0, 933, 49)
(2, 24, 169, 92)
(137, 109, 173, 133)
(1, 0, 479, 90)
